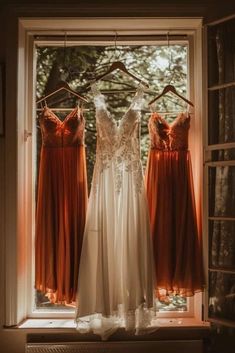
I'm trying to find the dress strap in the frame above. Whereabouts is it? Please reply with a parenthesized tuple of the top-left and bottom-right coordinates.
(130, 84, 145, 110)
(149, 104, 155, 113)
(90, 82, 101, 96)
(91, 82, 106, 110)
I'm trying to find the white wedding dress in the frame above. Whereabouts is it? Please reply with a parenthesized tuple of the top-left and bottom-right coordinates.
(75, 84, 156, 339)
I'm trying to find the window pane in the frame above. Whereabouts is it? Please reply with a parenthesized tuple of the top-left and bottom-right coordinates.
(35, 43, 189, 312)
(209, 271, 235, 322)
(35, 290, 75, 312)
(209, 220, 235, 270)
(156, 292, 187, 312)
(36, 44, 188, 188)
(211, 149, 235, 162)
(208, 18, 235, 87)
(209, 166, 235, 217)
(208, 87, 235, 145)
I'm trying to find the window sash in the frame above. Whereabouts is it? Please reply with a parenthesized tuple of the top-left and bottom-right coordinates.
(4, 17, 203, 326)
(204, 13, 235, 326)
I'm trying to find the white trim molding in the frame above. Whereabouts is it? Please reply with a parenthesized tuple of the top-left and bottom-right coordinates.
(4, 17, 203, 326)
(19, 17, 203, 33)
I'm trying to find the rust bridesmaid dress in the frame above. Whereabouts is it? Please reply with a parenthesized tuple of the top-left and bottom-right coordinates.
(35, 106, 88, 303)
(145, 112, 204, 297)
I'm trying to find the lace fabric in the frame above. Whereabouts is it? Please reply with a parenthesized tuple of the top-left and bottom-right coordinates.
(76, 84, 156, 339)
(148, 112, 190, 151)
(91, 83, 145, 194)
(76, 304, 158, 341)
(39, 106, 85, 147)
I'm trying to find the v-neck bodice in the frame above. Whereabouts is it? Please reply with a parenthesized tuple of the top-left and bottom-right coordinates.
(91, 83, 145, 193)
(91, 83, 144, 138)
(148, 112, 190, 151)
(39, 106, 85, 147)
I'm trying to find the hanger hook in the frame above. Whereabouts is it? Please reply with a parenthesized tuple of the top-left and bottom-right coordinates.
(114, 31, 118, 60)
(64, 31, 67, 49)
(166, 31, 173, 84)
(63, 31, 68, 72)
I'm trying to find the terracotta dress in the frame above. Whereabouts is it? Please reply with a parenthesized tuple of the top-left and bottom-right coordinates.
(35, 106, 88, 303)
(145, 112, 204, 297)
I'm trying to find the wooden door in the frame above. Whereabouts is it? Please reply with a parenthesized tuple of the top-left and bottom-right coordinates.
(205, 13, 235, 328)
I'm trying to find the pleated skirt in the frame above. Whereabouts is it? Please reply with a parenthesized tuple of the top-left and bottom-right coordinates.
(35, 145, 88, 303)
(145, 149, 204, 297)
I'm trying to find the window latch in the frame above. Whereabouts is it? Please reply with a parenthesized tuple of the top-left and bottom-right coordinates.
(24, 129, 32, 141)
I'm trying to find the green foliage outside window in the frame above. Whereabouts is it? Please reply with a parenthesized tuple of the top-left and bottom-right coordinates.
(35, 43, 188, 312)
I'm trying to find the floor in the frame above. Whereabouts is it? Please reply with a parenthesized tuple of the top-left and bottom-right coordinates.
(204, 325, 235, 353)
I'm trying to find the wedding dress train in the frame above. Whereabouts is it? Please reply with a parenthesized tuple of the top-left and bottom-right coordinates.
(75, 85, 156, 339)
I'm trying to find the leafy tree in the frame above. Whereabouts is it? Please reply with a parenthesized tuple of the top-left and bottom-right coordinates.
(36, 44, 187, 188)
(36, 44, 187, 310)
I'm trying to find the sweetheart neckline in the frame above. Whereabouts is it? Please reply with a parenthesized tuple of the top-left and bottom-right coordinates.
(152, 111, 190, 129)
(42, 106, 79, 125)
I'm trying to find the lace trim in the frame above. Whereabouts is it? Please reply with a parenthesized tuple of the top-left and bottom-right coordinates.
(75, 302, 157, 340)
(91, 83, 145, 194)
(129, 85, 145, 111)
(115, 113, 143, 194)
(149, 112, 190, 151)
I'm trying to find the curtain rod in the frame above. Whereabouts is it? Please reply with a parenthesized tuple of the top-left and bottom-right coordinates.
(34, 34, 188, 42)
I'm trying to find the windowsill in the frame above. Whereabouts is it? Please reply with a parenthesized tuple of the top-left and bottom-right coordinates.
(18, 317, 210, 329)
(3, 318, 210, 343)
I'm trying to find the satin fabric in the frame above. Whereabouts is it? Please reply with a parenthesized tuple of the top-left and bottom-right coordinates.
(35, 107, 88, 303)
(145, 112, 204, 297)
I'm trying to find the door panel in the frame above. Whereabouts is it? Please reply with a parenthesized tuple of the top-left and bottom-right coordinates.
(206, 14, 235, 327)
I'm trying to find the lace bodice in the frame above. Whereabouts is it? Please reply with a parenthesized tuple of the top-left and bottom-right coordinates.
(91, 84, 144, 193)
(39, 107, 85, 147)
(148, 112, 190, 151)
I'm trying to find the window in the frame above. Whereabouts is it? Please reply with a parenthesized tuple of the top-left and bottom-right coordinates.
(35, 41, 191, 316)
(205, 15, 235, 327)
(5, 18, 204, 327)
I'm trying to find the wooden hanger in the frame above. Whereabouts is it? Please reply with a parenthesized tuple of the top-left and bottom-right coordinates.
(36, 80, 88, 105)
(148, 84, 194, 107)
(92, 61, 149, 89)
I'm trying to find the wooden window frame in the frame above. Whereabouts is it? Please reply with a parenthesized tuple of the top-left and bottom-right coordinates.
(4, 17, 204, 327)
(203, 14, 235, 327)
